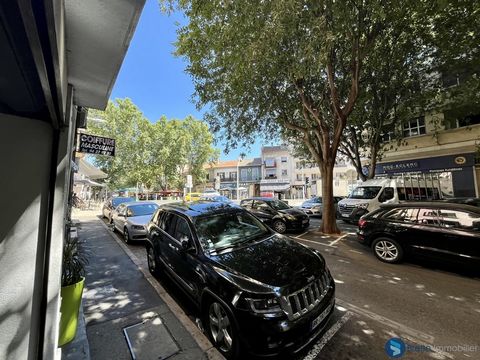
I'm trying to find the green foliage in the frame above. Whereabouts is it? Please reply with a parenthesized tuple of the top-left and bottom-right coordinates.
(88, 98, 218, 190)
(62, 234, 88, 287)
(167, 0, 417, 232)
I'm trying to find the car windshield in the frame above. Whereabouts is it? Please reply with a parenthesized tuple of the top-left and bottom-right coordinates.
(307, 197, 322, 204)
(348, 186, 382, 199)
(112, 197, 135, 207)
(127, 203, 158, 216)
(268, 199, 290, 210)
(194, 210, 270, 253)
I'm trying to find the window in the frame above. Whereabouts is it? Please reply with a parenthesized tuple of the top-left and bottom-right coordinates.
(159, 211, 177, 235)
(175, 217, 193, 242)
(217, 172, 225, 180)
(253, 201, 271, 211)
(311, 174, 318, 180)
(240, 199, 253, 208)
(265, 158, 276, 167)
(206, 173, 209, 180)
(444, 110, 480, 129)
(403, 116, 426, 137)
(348, 186, 382, 199)
(230, 171, 237, 180)
(383, 208, 419, 222)
(194, 210, 269, 252)
(281, 156, 288, 163)
(296, 174, 303, 181)
(416, 208, 440, 226)
(281, 169, 288, 176)
(381, 130, 395, 142)
(437, 210, 480, 231)
(265, 169, 276, 179)
(379, 187, 394, 202)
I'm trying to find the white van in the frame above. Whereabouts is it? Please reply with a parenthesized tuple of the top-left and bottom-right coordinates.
(337, 178, 441, 223)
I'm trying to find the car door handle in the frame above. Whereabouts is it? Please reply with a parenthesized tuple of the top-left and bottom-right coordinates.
(168, 243, 177, 251)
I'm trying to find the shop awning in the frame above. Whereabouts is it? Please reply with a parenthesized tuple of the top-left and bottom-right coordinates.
(260, 184, 291, 192)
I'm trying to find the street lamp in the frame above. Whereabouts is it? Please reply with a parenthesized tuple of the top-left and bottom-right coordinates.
(237, 159, 240, 200)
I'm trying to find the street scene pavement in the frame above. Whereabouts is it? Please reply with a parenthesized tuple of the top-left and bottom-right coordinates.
(84, 210, 480, 360)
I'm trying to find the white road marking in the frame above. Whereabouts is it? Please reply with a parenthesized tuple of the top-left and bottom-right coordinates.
(349, 249, 364, 254)
(295, 237, 338, 248)
(329, 233, 348, 246)
(293, 231, 309, 239)
(302, 311, 354, 360)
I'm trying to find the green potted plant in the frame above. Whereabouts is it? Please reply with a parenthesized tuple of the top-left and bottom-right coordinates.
(58, 229, 88, 347)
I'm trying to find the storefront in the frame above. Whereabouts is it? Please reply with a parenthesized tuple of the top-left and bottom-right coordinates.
(376, 153, 478, 197)
(260, 179, 291, 199)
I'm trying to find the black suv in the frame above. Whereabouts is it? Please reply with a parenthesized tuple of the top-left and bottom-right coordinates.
(357, 202, 480, 265)
(240, 197, 309, 233)
(145, 202, 335, 359)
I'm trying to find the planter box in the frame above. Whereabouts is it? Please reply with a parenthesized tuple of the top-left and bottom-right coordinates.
(59, 278, 85, 347)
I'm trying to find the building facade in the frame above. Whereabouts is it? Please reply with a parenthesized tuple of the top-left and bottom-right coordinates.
(378, 111, 480, 197)
(0, 1, 144, 359)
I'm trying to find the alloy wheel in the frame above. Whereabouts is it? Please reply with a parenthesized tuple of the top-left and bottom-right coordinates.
(124, 228, 130, 243)
(374, 240, 398, 261)
(208, 302, 233, 353)
(273, 220, 287, 233)
(147, 247, 156, 274)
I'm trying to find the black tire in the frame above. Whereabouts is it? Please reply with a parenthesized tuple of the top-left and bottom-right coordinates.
(205, 299, 240, 359)
(371, 237, 404, 264)
(146, 245, 161, 277)
(272, 220, 287, 234)
(123, 227, 131, 244)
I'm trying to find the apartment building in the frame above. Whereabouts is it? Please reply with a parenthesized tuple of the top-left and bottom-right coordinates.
(261, 146, 356, 198)
(377, 110, 480, 197)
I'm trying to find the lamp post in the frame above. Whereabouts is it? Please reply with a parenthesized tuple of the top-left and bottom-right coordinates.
(237, 159, 240, 200)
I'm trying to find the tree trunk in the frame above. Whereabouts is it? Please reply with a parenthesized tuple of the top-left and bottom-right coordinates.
(319, 163, 340, 234)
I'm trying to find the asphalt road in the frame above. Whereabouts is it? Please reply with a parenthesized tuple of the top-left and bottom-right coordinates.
(109, 216, 480, 360)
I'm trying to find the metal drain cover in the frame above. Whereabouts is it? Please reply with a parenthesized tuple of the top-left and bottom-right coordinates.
(123, 316, 179, 360)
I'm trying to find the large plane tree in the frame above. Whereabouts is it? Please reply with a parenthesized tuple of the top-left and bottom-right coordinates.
(170, 0, 421, 233)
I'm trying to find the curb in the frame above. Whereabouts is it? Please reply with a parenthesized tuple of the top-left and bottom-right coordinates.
(97, 218, 225, 360)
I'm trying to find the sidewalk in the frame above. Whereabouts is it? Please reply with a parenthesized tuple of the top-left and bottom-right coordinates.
(77, 216, 222, 360)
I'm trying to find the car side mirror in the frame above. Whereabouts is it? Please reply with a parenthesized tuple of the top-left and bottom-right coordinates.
(118, 213, 125, 217)
(283, 200, 289, 205)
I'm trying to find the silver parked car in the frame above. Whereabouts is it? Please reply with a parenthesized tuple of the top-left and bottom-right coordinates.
(111, 201, 159, 243)
(300, 196, 343, 217)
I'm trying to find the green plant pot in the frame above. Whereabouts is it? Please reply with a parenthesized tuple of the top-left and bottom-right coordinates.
(58, 277, 85, 347)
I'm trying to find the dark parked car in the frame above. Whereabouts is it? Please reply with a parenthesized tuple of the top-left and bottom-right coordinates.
(145, 202, 335, 359)
(240, 197, 309, 233)
(300, 196, 343, 217)
(102, 196, 135, 222)
(435, 197, 480, 208)
(357, 202, 480, 265)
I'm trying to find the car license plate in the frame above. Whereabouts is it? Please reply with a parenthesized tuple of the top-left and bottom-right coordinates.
(311, 302, 333, 330)
(341, 214, 349, 218)
(302, 219, 308, 224)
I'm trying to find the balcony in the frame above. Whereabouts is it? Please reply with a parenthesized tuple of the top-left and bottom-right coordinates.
(220, 177, 237, 182)
(264, 175, 277, 180)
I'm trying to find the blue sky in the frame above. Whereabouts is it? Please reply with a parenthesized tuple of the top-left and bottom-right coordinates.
(110, 0, 269, 160)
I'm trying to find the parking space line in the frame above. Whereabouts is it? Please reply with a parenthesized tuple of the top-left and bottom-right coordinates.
(302, 311, 354, 360)
(295, 237, 338, 248)
(328, 233, 348, 246)
(293, 231, 309, 239)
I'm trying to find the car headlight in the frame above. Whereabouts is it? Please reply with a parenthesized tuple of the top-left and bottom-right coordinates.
(356, 203, 369, 210)
(131, 225, 145, 230)
(247, 297, 283, 316)
(284, 214, 296, 220)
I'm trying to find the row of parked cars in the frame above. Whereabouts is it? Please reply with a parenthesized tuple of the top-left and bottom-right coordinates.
(101, 196, 335, 358)
(101, 192, 479, 358)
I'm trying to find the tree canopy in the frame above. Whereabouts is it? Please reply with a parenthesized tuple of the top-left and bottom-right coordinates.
(169, 0, 420, 233)
(87, 98, 218, 191)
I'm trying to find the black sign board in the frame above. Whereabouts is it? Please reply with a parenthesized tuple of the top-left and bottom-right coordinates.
(78, 134, 115, 156)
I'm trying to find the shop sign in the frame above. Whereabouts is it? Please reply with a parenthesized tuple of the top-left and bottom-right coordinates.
(79, 134, 115, 156)
(376, 153, 475, 175)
